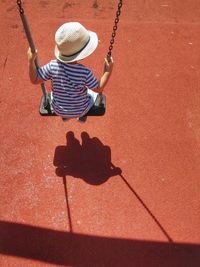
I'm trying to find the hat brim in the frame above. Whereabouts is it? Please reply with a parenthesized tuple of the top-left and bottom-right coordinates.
(54, 31, 98, 63)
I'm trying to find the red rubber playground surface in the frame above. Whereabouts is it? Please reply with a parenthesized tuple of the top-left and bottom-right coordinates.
(1, 0, 200, 266)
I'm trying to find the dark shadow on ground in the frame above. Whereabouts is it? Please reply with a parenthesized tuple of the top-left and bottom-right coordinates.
(53, 131, 122, 185)
(54, 132, 173, 241)
(0, 221, 200, 267)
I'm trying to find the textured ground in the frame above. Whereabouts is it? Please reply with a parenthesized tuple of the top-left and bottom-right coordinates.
(0, 0, 200, 266)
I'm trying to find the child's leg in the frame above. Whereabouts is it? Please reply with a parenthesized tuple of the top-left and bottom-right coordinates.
(62, 117, 70, 122)
(77, 116, 87, 123)
(77, 89, 98, 123)
(87, 89, 98, 105)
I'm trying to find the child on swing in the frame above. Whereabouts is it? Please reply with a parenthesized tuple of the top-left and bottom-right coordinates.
(27, 22, 113, 122)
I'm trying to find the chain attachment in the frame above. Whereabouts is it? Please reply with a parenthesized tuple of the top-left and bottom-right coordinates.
(17, 0, 24, 14)
(107, 0, 123, 59)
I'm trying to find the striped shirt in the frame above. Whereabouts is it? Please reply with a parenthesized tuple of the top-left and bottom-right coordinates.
(37, 60, 99, 118)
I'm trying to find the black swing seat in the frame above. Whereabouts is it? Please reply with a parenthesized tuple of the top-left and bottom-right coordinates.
(39, 93, 106, 117)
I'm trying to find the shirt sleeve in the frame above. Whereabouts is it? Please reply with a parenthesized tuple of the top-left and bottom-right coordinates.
(37, 61, 52, 81)
(85, 69, 99, 90)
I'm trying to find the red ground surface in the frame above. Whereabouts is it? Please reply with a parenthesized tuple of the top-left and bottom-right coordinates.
(1, 0, 200, 266)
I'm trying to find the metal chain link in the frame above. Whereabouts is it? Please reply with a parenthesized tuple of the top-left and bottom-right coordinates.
(107, 0, 123, 58)
(17, 0, 24, 14)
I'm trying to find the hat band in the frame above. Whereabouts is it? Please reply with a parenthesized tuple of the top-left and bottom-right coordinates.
(61, 37, 90, 58)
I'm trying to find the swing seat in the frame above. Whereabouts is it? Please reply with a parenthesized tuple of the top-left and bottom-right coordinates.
(84, 94, 106, 116)
(39, 93, 106, 116)
(39, 94, 56, 116)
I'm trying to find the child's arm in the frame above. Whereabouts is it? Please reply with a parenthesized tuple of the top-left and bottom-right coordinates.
(93, 57, 113, 93)
(27, 48, 43, 84)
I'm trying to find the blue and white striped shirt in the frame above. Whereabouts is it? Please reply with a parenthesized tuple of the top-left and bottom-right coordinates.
(37, 60, 99, 117)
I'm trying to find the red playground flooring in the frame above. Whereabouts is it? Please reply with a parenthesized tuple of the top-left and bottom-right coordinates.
(1, 0, 200, 266)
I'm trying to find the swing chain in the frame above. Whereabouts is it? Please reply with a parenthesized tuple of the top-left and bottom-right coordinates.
(17, 0, 24, 14)
(107, 0, 123, 58)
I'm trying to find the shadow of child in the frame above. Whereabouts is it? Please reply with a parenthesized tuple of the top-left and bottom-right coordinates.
(54, 131, 121, 185)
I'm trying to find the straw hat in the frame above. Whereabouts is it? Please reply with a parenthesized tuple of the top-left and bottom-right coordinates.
(54, 22, 98, 63)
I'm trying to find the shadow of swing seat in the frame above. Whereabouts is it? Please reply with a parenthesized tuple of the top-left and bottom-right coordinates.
(39, 93, 106, 117)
